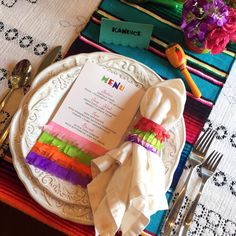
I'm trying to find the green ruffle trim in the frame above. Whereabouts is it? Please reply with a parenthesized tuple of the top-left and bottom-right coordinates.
(38, 132, 93, 165)
(131, 128, 164, 151)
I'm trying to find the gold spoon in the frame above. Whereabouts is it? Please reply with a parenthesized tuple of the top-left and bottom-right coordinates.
(0, 59, 32, 112)
(0, 46, 61, 149)
(0, 60, 31, 149)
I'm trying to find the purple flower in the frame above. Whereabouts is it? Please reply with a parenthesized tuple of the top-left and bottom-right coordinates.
(181, 0, 233, 54)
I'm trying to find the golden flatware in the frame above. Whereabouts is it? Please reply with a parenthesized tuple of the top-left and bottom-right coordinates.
(0, 59, 31, 112)
(0, 46, 62, 149)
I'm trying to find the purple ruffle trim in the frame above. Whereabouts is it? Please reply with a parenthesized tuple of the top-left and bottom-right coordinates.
(26, 151, 91, 187)
(126, 134, 158, 154)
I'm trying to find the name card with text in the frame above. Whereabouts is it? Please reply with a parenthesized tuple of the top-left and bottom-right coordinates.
(99, 18, 153, 49)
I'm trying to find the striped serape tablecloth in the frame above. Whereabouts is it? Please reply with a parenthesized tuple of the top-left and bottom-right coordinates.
(1, 0, 236, 235)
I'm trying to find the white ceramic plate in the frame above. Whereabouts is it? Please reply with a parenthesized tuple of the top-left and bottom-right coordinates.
(9, 52, 185, 225)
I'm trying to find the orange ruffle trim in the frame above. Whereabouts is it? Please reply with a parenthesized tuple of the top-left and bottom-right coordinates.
(32, 141, 92, 177)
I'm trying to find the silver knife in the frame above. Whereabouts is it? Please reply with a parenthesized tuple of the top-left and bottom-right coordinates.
(0, 45, 62, 149)
(35, 45, 62, 76)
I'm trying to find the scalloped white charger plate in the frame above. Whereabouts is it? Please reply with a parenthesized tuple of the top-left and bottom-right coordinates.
(9, 52, 185, 225)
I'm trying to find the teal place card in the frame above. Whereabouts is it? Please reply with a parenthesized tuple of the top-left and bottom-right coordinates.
(99, 18, 153, 49)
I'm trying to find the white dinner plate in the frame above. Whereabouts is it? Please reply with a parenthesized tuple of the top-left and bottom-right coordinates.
(9, 52, 185, 225)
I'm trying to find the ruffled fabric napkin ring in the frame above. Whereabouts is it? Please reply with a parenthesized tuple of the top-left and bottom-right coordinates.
(126, 117, 170, 154)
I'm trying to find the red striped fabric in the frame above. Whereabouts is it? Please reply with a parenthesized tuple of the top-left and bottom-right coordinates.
(0, 36, 210, 236)
(0, 2, 225, 234)
(0, 35, 209, 235)
(0, 161, 94, 236)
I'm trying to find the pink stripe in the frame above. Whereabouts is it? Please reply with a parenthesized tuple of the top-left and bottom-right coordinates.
(80, 35, 110, 52)
(44, 121, 108, 157)
(186, 126, 203, 144)
(91, 16, 101, 24)
(143, 230, 156, 236)
(186, 122, 203, 132)
(186, 133, 202, 144)
(186, 91, 213, 107)
(148, 46, 165, 57)
(187, 66, 223, 86)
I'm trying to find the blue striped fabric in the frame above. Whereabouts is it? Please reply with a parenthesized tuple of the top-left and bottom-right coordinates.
(82, 20, 222, 102)
(66, 0, 236, 235)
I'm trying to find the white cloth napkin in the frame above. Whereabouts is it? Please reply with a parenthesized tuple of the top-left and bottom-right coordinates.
(88, 79, 186, 236)
(166, 61, 236, 236)
(0, 0, 100, 155)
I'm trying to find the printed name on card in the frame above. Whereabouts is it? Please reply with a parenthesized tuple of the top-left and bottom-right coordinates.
(99, 18, 153, 49)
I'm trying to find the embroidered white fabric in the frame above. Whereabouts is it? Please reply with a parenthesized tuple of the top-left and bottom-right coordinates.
(0, 0, 100, 153)
(163, 61, 236, 236)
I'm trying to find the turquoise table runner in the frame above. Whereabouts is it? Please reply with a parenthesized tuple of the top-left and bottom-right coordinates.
(66, 0, 236, 235)
(0, 0, 235, 235)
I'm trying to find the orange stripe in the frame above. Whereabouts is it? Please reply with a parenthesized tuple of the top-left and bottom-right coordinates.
(32, 142, 92, 177)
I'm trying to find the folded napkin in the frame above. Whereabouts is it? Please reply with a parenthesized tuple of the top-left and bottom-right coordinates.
(87, 79, 186, 236)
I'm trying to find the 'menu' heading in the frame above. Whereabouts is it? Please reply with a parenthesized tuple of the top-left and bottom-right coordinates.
(101, 76, 125, 91)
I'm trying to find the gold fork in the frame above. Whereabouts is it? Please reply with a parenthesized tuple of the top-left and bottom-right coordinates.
(179, 150, 223, 235)
(163, 128, 216, 235)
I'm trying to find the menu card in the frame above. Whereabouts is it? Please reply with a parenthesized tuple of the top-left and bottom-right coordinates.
(52, 61, 145, 154)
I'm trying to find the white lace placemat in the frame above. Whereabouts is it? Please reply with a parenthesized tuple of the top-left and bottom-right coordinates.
(0, 0, 100, 154)
(164, 61, 236, 236)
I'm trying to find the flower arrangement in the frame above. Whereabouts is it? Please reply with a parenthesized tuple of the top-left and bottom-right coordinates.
(181, 0, 236, 54)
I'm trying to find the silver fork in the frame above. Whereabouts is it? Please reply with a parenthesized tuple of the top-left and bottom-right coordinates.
(163, 128, 216, 235)
(179, 150, 223, 236)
